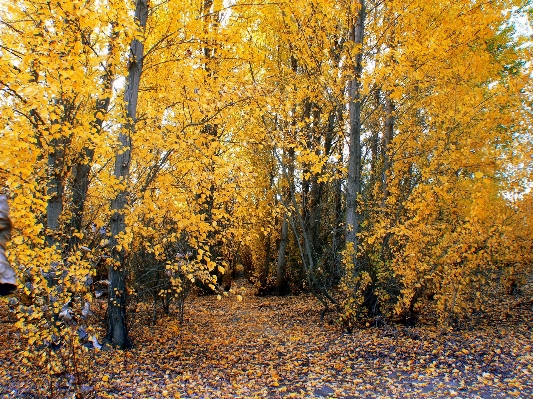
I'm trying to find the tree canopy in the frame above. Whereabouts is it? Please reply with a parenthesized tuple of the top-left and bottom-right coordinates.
(0, 0, 532, 393)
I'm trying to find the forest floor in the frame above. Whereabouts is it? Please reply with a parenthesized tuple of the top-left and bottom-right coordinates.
(1, 280, 532, 399)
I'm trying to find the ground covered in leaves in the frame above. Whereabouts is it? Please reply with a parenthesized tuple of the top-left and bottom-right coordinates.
(1, 284, 532, 398)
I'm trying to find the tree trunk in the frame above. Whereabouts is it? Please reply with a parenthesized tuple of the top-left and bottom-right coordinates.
(276, 147, 294, 294)
(68, 37, 115, 252)
(369, 89, 381, 198)
(46, 140, 65, 250)
(301, 100, 312, 261)
(107, 0, 148, 349)
(380, 93, 394, 264)
(260, 233, 271, 290)
(382, 93, 394, 206)
(345, 1, 366, 264)
(276, 214, 289, 294)
(308, 105, 328, 270)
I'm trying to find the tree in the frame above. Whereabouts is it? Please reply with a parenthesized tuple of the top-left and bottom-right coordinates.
(345, 0, 365, 264)
(0, 3, 531, 373)
(105, 0, 148, 349)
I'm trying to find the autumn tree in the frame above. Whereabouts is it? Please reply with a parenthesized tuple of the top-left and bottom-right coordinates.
(0, 4, 531, 387)
(105, 0, 148, 349)
(339, 0, 533, 326)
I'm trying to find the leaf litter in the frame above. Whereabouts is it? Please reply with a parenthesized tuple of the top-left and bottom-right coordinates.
(1, 283, 532, 399)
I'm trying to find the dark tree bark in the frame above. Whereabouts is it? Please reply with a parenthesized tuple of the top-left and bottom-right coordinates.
(345, 0, 366, 264)
(107, 0, 148, 349)
(276, 214, 289, 294)
(331, 108, 344, 283)
(68, 36, 116, 252)
(260, 233, 271, 289)
(382, 93, 394, 206)
(306, 106, 325, 269)
(46, 142, 64, 250)
(45, 103, 70, 251)
(380, 93, 394, 265)
(276, 148, 294, 295)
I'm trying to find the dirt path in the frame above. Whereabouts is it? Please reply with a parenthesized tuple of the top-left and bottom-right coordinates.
(1, 292, 533, 398)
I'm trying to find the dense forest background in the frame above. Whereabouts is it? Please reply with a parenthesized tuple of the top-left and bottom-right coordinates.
(0, 0, 533, 393)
